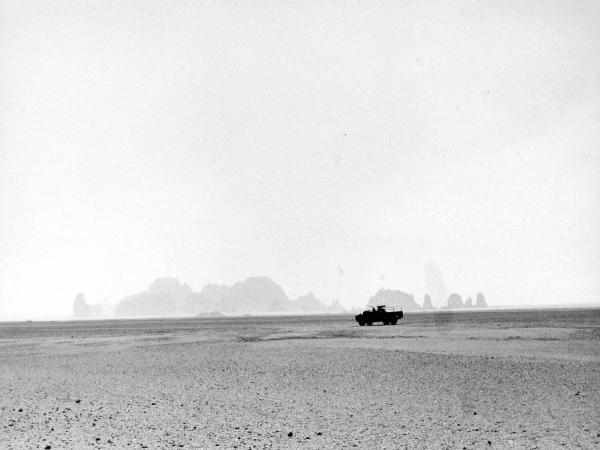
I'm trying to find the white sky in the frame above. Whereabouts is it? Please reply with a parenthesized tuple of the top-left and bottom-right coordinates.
(1, 0, 599, 318)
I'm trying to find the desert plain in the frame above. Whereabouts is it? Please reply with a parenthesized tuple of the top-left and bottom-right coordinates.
(1, 308, 599, 449)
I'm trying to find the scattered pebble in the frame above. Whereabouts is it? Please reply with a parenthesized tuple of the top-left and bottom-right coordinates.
(2, 314, 598, 448)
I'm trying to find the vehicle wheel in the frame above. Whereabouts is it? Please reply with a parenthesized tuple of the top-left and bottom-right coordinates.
(383, 321, 389, 325)
(391, 319, 398, 325)
(366, 321, 373, 326)
(358, 321, 365, 326)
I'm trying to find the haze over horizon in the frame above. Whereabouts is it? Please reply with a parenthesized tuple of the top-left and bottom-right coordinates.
(1, 0, 599, 319)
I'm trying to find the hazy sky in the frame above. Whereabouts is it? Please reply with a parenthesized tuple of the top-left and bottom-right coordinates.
(1, 0, 599, 318)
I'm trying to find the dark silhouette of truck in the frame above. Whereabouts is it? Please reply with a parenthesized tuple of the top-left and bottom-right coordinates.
(355, 305, 403, 326)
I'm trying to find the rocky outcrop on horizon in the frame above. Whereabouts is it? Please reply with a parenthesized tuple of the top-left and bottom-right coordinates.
(367, 289, 421, 311)
(115, 292, 177, 317)
(476, 292, 488, 308)
(327, 299, 346, 313)
(146, 278, 193, 313)
(114, 276, 344, 317)
(447, 293, 464, 309)
(211, 278, 344, 314)
(115, 277, 192, 317)
(73, 294, 91, 318)
(185, 283, 230, 314)
(422, 294, 434, 310)
(424, 260, 446, 307)
(217, 277, 290, 313)
(444, 292, 488, 309)
(73, 294, 110, 318)
(292, 293, 325, 312)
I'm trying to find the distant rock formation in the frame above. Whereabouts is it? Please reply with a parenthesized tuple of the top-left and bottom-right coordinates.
(327, 299, 346, 313)
(146, 278, 193, 312)
(115, 277, 192, 317)
(424, 260, 447, 308)
(184, 283, 229, 315)
(292, 293, 326, 312)
(476, 292, 488, 308)
(441, 293, 487, 309)
(206, 278, 345, 314)
(73, 294, 112, 318)
(212, 278, 345, 314)
(367, 289, 421, 311)
(73, 294, 91, 318)
(447, 293, 463, 309)
(115, 293, 177, 317)
(114, 276, 344, 317)
(422, 294, 433, 310)
(180, 292, 207, 316)
(218, 277, 289, 314)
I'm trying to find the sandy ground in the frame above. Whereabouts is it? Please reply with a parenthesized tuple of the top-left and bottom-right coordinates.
(1, 309, 599, 449)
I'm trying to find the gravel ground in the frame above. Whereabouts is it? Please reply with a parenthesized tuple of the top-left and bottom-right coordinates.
(1, 309, 599, 449)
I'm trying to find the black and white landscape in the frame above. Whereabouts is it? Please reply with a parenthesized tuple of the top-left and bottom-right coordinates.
(1, 0, 599, 448)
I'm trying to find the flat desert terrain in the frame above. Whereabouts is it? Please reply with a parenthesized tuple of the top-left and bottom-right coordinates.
(1, 309, 599, 449)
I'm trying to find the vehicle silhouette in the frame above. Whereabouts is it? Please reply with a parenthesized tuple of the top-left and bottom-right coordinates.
(355, 305, 403, 326)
